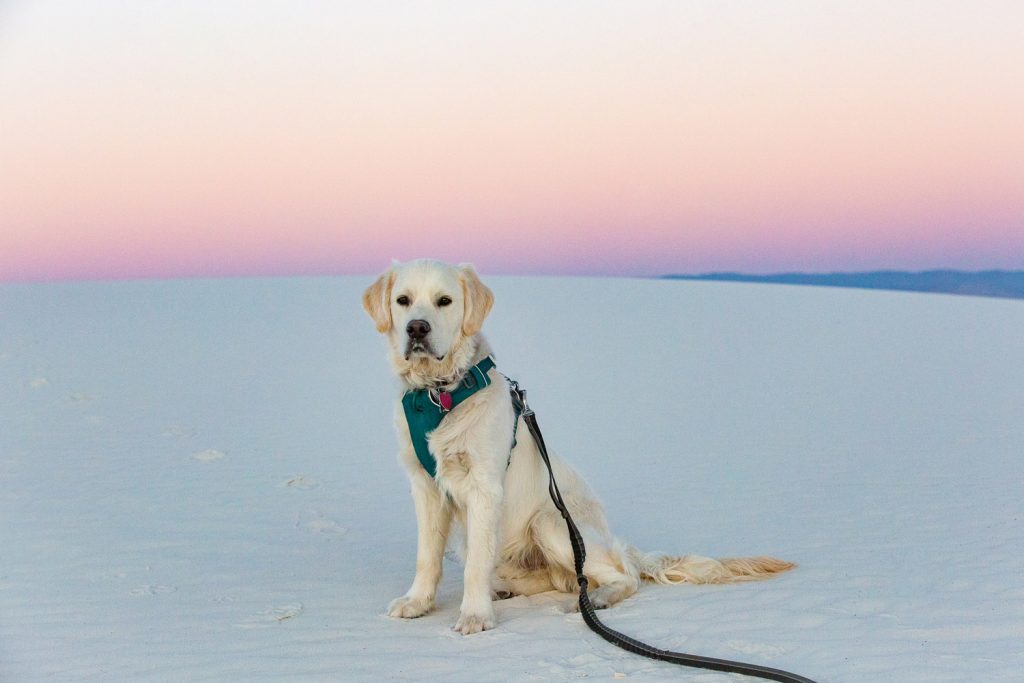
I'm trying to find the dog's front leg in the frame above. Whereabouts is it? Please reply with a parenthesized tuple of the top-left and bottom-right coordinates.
(388, 473, 452, 619)
(454, 482, 502, 634)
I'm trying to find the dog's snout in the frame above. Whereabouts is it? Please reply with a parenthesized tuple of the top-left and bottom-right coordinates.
(406, 319, 431, 340)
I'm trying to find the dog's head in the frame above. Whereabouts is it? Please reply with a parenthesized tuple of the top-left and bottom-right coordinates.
(363, 260, 494, 378)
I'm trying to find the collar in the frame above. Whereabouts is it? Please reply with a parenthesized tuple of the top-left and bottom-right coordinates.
(433, 355, 494, 410)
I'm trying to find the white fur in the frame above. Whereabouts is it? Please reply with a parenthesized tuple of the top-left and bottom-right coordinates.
(363, 259, 794, 635)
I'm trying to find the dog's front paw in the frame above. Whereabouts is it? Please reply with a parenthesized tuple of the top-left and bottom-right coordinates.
(453, 608, 495, 635)
(387, 594, 433, 619)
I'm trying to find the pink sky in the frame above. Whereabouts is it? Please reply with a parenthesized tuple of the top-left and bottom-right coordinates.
(1, 1, 1022, 282)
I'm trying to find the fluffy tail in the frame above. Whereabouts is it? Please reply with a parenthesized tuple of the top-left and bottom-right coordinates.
(628, 548, 795, 585)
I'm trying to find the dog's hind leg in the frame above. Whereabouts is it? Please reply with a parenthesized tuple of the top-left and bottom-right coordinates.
(530, 512, 640, 609)
(577, 536, 642, 609)
(493, 564, 555, 598)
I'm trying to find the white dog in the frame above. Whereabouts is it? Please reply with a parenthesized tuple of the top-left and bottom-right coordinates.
(363, 259, 794, 635)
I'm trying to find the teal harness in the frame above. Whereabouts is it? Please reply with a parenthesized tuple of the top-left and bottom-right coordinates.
(401, 356, 520, 478)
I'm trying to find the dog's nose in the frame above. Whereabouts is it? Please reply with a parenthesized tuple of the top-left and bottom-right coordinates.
(406, 319, 431, 340)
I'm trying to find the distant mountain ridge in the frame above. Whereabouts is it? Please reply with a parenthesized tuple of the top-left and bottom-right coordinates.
(663, 270, 1024, 300)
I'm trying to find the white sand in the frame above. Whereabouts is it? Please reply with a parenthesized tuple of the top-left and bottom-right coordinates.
(1, 276, 1022, 682)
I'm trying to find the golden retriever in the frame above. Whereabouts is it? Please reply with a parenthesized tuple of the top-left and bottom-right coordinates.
(363, 259, 794, 635)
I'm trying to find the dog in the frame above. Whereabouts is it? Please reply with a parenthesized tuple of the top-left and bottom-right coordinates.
(363, 259, 794, 635)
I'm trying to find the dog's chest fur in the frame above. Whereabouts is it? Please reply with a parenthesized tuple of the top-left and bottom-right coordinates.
(395, 377, 514, 502)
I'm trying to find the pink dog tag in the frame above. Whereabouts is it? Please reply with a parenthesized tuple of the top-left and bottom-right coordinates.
(439, 391, 453, 411)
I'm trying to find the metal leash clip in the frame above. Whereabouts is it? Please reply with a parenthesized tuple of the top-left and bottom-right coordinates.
(507, 378, 533, 417)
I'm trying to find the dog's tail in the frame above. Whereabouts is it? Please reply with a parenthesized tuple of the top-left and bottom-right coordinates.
(627, 547, 795, 585)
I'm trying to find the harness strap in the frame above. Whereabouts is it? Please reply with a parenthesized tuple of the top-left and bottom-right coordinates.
(403, 356, 516, 478)
(508, 384, 817, 683)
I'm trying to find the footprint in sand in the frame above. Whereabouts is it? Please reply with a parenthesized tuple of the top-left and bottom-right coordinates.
(192, 449, 226, 462)
(726, 640, 790, 659)
(308, 518, 346, 535)
(235, 603, 304, 628)
(129, 584, 177, 597)
(296, 509, 347, 537)
(282, 475, 320, 491)
(163, 424, 196, 439)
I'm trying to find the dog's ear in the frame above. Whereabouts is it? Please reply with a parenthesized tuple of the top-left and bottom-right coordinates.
(459, 263, 494, 337)
(362, 268, 396, 333)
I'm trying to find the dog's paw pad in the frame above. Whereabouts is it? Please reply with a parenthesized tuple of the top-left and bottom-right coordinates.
(387, 595, 432, 619)
(453, 610, 495, 635)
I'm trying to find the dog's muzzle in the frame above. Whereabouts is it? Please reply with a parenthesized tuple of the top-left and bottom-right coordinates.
(405, 319, 440, 359)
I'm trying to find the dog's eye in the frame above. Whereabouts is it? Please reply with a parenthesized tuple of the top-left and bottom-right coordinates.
(396, 295, 410, 306)
(437, 296, 452, 307)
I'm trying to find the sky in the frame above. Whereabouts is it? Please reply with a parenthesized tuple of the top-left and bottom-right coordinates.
(1, 1, 1022, 282)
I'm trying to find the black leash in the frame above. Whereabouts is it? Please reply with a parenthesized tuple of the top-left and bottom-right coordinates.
(509, 383, 817, 683)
